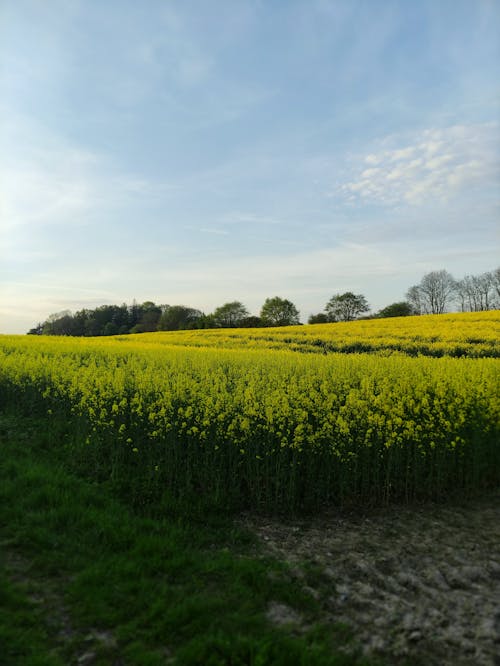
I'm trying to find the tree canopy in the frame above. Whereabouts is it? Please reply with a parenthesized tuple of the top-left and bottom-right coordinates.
(212, 301, 249, 328)
(307, 313, 329, 324)
(158, 305, 203, 331)
(260, 297, 300, 327)
(325, 292, 370, 322)
(376, 302, 414, 318)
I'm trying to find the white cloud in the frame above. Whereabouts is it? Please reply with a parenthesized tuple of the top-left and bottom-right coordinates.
(360, 167, 380, 178)
(338, 123, 499, 206)
(425, 154, 452, 170)
(389, 146, 416, 162)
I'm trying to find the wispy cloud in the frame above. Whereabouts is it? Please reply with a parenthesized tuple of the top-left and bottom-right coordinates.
(0, 112, 180, 241)
(1, 155, 95, 233)
(337, 123, 499, 206)
(198, 227, 229, 236)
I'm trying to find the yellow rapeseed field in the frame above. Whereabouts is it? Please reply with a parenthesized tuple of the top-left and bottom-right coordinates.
(130, 310, 500, 357)
(0, 311, 498, 509)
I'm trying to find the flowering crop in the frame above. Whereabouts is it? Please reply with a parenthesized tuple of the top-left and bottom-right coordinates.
(131, 310, 500, 358)
(0, 311, 498, 510)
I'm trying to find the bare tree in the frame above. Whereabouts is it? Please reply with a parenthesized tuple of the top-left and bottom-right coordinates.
(407, 270, 456, 315)
(405, 285, 424, 315)
(490, 267, 500, 308)
(455, 275, 477, 312)
(455, 271, 496, 311)
(490, 266, 500, 309)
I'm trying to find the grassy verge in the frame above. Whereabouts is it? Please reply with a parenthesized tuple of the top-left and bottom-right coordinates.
(0, 409, 373, 666)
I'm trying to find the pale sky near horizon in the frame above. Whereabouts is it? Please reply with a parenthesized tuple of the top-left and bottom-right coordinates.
(1, 0, 499, 333)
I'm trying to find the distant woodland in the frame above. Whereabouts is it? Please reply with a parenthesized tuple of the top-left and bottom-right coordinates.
(28, 267, 500, 336)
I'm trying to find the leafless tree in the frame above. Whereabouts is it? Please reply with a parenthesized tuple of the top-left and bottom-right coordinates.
(407, 270, 456, 314)
(491, 267, 500, 308)
(405, 285, 424, 315)
(455, 271, 497, 311)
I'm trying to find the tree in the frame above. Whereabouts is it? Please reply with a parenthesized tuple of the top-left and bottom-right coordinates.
(103, 321, 119, 336)
(407, 270, 456, 315)
(159, 305, 203, 331)
(325, 292, 369, 322)
(455, 271, 496, 312)
(492, 267, 500, 308)
(71, 309, 90, 336)
(195, 313, 217, 329)
(260, 297, 300, 327)
(405, 285, 423, 315)
(377, 301, 414, 318)
(239, 316, 263, 328)
(84, 317, 100, 336)
(27, 323, 44, 335)
(137, 302, 162, 332)
(455, 275, 477, 312)
(42, 310, 73, 335)
(212, 301, 249, 328)
(308, 313, 329, 324)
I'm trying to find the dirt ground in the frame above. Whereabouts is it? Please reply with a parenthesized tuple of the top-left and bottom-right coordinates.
(241, 492, 500, 665)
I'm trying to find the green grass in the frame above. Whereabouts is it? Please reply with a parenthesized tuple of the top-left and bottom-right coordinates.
(0, 570, 64, 666)
(0, 410, 372, 666)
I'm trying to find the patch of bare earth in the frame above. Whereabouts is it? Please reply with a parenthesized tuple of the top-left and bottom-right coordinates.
(242, 493, 500, 665)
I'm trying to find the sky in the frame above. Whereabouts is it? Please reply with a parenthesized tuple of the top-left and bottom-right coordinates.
(1, 0, 499, 333)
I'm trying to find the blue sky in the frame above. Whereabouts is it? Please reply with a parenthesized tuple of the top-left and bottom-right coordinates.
(1, 0, 499, 333)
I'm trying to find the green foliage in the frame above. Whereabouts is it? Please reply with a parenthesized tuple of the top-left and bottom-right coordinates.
(325, 293, 370, 322)
(240, 315, 264, 328)
(376, 302, 414, 318)
(213, 301, 250, 328)
(29, 302, 165, 337)
(102, 321, 119, 336)
(260, 297, 300, 326)
(308, 313, 329, 324)
(158, 305, 203, 331)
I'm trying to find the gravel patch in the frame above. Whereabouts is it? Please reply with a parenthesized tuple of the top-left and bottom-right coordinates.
(242, 493, 500, 665)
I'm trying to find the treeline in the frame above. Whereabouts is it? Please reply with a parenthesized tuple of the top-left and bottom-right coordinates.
(406, 268, 500, 315)
(307, 267, 499, 322)
(27, 297, 301, 336)
(27, 267, 499, 336)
